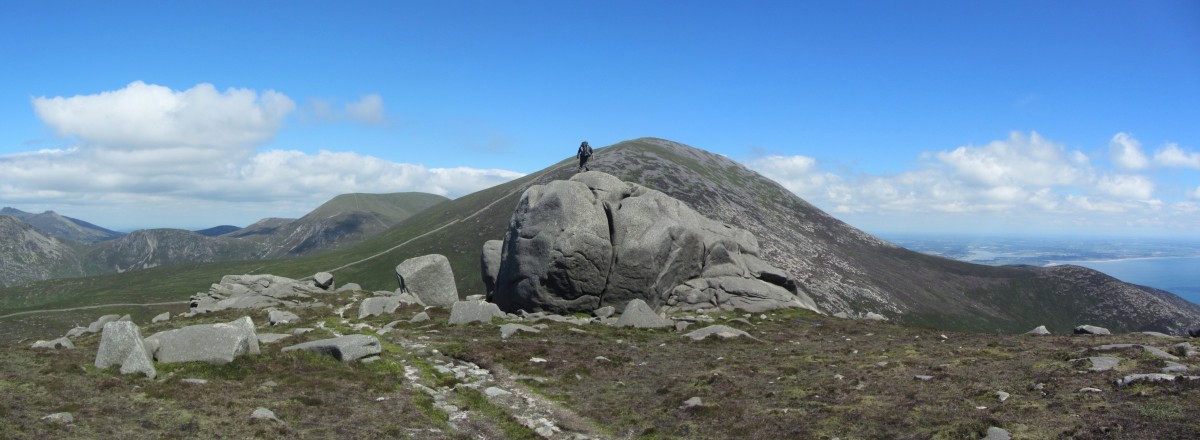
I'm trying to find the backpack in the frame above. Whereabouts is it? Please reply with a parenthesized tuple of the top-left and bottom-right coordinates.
(580, 144, 592, 157)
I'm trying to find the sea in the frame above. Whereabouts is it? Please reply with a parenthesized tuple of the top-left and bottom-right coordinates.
(1059, 257, 1200, 306)
(878, 234, 1200, 306)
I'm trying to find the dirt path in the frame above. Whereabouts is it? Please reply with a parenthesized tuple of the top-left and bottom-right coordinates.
(0, 300, 189, 320)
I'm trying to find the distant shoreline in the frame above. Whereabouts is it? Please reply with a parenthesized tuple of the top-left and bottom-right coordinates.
(1045, 255, 1200, 266)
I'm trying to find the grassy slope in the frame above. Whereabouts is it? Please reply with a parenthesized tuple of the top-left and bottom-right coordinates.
(4, 296, 1200, 439)
(302, 192, 449, 223)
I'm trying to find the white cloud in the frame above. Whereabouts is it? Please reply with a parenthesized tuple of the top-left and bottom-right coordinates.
(1154, 143, 1200, 169)
(743, 154, 839, 198)
(5, 82, 520, 229)
(32, 81, 293, 155)
(1110, 132, 1149, 170)
(742, 131, 1198, 235)
(935, 131, 1088, 188)
(1096, 174, 1155, 200)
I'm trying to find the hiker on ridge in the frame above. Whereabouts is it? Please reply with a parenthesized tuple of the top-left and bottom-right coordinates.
(577, 141, 593, 172)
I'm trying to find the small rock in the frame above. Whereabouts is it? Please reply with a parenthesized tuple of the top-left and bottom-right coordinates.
(313, 272, 334, 290)
(448, 300, 506, 325)
(31, 337, 74, 350)
(982, 426, 1011, 440)
(681, 396, 703, 408)
(530, 357, 548, 363)
(1086, 356, 1120, 372)
(863, 312, 888, 321)
(615, 299, 672, 329)
(682, 324, 751, 341)
(257, 333, 293, 344)
(1079, 387, 1103, 393)
(292, 328, 314, 335)
(410, 311, 431, 323)
(42, 412, 74, 424)
(268, 309, 300, 325)
(182, 378, 208, 385)
(1074, 325, 1111, 335)
(1139, 331, 1176, 338)
(465, 294, 485, 301)
(484, 387, 512, 397)
(996, 391, 1010, 402)
(834, 374, 845, 381)
(336, 282, 362, 292)
(594, 306, 616, 319)
(876, 362, 889, 368)
(250, 407, 282, 422)
(1115, 373, 1178, 387)
(1031, 383, 1046, 390)
(674, 321, 691, 332)
(1162, 361, 1189, 373)
(282, 334, 382, 363)
(1026, 325, 1051, 336)
(500, 323, 540, 339)
(914, 375, 934, 381)
(152, 312, 170, 323)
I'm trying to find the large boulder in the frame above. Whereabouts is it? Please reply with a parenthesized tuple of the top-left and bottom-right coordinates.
(491, 171, 821, 316)
(144, 317, 260, 364)
(480, 240, 503, 299)
(395, 254, 458, 307)
(282, 334, 381, 362)
(95, 321, 156, 379)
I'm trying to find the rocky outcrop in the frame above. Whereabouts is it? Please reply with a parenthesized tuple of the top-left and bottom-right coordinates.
(491, 171, 820, 317)
(189, 274, 324, 313)
(396, 254, 458, 307)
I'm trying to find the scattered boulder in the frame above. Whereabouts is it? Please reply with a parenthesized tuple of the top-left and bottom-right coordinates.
(282, 334, 381, 362)
(86, 314, 122, 333)
(1173, 342, 1198, 357)
(448, 300, 506, 325)
(594, 306, 616, 319)
(250, 407, 282, 423)
(1086, 356, 1120, 372)
(491, 171, 820, 316)
(1115, 373, 1183, 387)
(94, 321, 156, 379)
(485, 386, 513, 398)
(615, 299, 672, 329)
(396, 254, 459, 307)
(1074, 325, 1111, 335)
(31, 337, 74, 350)
(1163, 361, 1189, 373)
(359, 296, 402, 319)
(336, 282, 362, 292)
(682, 324, 751, 341)
(481, 240, 503, 299)
(1139, 331, 1175, 338)
(410, 311, 431, 323)
(65, 326, 87, 338)
(982, 427, 1011, 440)
(1093, 343, 1179, 361)
(268, 309, 300, 325)
(257, 333, 293, 344)
(152, 312, 170, 323)
(862, 312, 888, 321)
(41, 412, 74, 424)
(313, 272, 334, 290)
(145, 317, 260, 365)
(500, 323, 541, 339)
(1026, 325, 1051, 336)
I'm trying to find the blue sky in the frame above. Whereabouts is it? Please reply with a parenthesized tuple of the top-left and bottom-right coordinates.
(1, 1, 1197, 237)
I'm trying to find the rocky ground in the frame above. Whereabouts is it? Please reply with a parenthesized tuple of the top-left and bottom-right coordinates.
(4, 284, 1200, 439)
